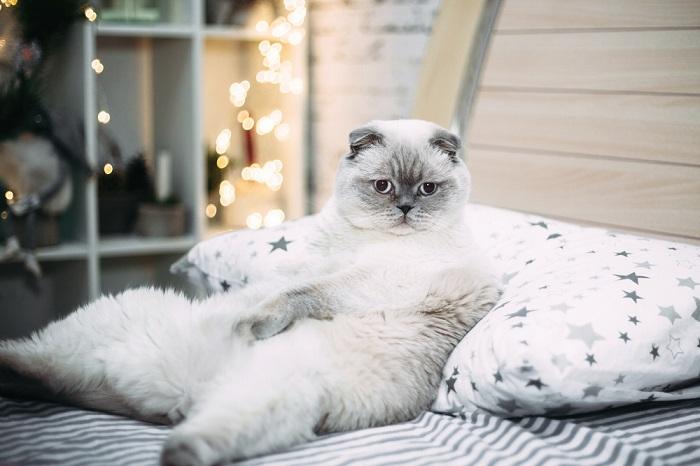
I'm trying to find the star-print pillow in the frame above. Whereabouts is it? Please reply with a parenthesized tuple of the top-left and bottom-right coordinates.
(171, 214, 323, 294)
(432, 204, 700, 417)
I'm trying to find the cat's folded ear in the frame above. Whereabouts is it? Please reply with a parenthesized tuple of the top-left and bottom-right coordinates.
(430, 129, 462, 162)
(347, 124, 384, 159)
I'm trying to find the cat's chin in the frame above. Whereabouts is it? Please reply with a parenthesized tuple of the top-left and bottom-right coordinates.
(388, 222, 417, 236)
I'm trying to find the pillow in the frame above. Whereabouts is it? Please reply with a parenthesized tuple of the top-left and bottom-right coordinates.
(171, 214, 324, 294)
(432, 205, 700, 417)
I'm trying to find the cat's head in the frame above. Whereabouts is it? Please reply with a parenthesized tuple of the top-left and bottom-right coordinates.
(334, 119, 471, 235)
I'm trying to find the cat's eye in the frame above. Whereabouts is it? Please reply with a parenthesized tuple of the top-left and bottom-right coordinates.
(373, 179, 393, 194)
(419, 182, 437, 196)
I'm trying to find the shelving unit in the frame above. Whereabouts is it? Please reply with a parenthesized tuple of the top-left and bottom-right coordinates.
(0, 0, 308, 338)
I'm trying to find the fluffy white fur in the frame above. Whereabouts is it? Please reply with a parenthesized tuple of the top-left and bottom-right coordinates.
(0, 120, 499, 466)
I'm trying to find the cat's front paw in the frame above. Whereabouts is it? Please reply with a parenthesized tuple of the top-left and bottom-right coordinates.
(160, 434, 216, 466)
(250, 313, 292, 340)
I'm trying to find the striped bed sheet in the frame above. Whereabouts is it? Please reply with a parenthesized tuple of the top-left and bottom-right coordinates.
(1, 397, 698, 466)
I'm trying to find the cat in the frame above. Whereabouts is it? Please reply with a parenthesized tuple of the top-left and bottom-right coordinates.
(0, 119, 500, 466)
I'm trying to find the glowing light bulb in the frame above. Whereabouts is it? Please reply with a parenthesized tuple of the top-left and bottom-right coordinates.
(205, 204, 217, 218)
(288, 29, 304, 45)
(255, 20, 269, 33)
(103, 163, 113, 175)
(215, 128, 231, 155)
(274, 123, 291, 141)
(264, 209, 285, 227)
(91, 59, 104, 74)
(242, 117, 255, 131)
(237, 110, 249, 123)
(216, 155, 229, 169)
(4, 190, 13, 201)
(84, 6, 97, 22)
(219, 180, 236, 206)
(97, 110, 110, 124)
(246, 212, 263, 230)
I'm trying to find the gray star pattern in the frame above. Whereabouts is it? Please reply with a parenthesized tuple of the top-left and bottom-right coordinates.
(551, 354, 572, 372)
(551, 302, 573, 312)
(567, 323, 605, 349)
(666, 335, 683, 359)
(693, 297, 700, 322)
(268, 236, 293, 253)
(614, 374, 625, 385)
(497, 398, 521, 413)
(582, 384, 603, 398)
(615, 272, 649, 285)
(678, 277, 699, 289)
(506, 307, 534, 319)
(658, 305, 681, 324)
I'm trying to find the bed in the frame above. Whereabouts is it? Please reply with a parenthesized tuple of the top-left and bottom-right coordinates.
(3, 202, 700, 465)
(3, 0, 700, 464)
(2, 397, 699, 465)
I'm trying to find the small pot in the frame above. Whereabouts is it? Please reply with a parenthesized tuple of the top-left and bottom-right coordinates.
(135, 203, 186, 237)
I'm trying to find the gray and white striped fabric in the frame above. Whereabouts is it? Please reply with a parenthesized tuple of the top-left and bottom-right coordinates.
(1, 397, 698, 466)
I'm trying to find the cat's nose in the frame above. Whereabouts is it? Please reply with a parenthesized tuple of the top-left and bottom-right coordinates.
(397, 205, 413, 215)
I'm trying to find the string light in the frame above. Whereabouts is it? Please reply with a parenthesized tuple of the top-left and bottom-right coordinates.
(255, 20, 269, 33)
(216, 155, 229, 169)
(103, 163, 113, 175)
(97, 110, 110, 124)
(219, 180, 236, 206)
(91, 59, 104, 74)
(205, 204, 217, 218)
(242, 117, 255, 131)
(0, 0, 19, 9)
(240, 160, 284, 191)
(246, 212, 263, 230)
(215, 128, 231, 155)
(4, 190, 13, 201)
(274, 123, 291, 141)
(237, 110, 249, 123)
(84, 6, 97, 22)
(264, 209, 285, 227)
(229, 80, 250, 107)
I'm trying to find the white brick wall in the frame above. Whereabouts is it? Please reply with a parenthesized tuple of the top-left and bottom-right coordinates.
(309, 0, 441, 209)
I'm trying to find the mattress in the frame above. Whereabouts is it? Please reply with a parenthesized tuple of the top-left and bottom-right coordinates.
(1, 396, 698, 465)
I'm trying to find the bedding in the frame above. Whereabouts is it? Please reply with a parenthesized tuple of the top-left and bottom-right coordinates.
(433, 205, 700, 417)
(1, 396, 698, 465)
(173, 204, 700, 417)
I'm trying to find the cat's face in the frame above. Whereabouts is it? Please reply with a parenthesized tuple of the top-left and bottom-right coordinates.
(334, 119, 471, 235)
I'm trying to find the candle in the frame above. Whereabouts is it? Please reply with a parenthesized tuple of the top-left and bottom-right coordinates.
(156, 150, 172, 202)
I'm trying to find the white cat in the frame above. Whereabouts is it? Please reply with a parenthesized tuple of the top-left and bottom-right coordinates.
(0, 120, 500, 466)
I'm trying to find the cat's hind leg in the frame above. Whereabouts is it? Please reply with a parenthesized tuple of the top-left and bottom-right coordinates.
(160, 360, 325, 466)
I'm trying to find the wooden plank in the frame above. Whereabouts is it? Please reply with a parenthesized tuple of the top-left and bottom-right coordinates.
(412, 0, 488, 127)
(468, 148, 700, 239)
(481, 30, 700, 94)
(496, 0, 700, 31)
(467, 91, 700, 166)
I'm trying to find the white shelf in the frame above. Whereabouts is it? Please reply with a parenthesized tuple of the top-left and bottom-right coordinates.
(35, 242, 89, 261)
(202, 27, 271, 41)
(97, 23, 195, 38)
(98, 236, 197, 258)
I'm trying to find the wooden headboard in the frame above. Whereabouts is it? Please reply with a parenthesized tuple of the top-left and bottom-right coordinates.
(415, 0, 700, 243)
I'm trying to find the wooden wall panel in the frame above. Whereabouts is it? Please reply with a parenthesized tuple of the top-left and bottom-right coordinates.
(468, 149, 700, 239)
(496, 0, 700, 31)
(468, 91, 700, 165)
(481, 30, 700, 94)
